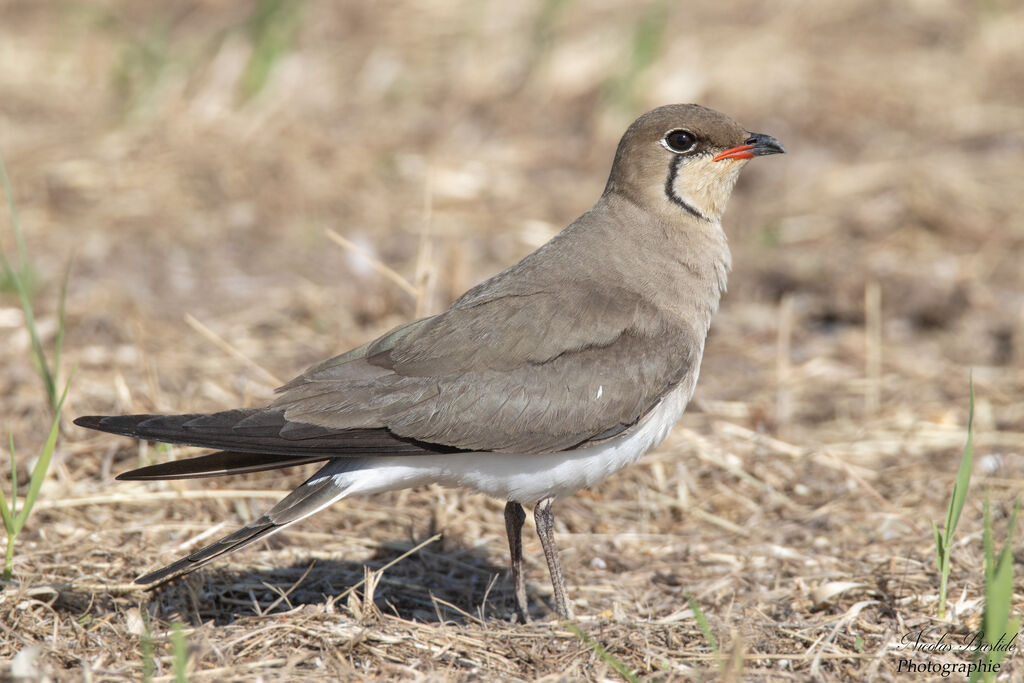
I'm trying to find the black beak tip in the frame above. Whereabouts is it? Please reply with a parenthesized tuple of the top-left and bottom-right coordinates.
(745, 132, 785, 156)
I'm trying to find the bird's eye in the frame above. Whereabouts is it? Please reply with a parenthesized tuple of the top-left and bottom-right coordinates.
(662, 129, 697, 154)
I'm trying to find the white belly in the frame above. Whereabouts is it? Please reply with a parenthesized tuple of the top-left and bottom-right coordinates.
(321, 379, 696, 504)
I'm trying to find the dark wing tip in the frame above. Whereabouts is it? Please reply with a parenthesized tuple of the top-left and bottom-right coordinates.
(73, 414, 162, 438)
(74, 415, 108, 430)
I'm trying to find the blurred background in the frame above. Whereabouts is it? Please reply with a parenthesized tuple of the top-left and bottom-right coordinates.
(0, 0, 1018, 424)
(2, 0, 1023, 678)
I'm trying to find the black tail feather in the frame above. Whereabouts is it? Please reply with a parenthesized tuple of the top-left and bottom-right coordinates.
(134, 460, 352, 584)
(116, 451, 333, 480)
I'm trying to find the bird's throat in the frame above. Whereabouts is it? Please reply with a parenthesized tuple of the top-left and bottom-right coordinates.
(668, 155, 745, 223)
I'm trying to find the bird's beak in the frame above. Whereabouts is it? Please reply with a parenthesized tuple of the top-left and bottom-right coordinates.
(713, 132, 786, 162)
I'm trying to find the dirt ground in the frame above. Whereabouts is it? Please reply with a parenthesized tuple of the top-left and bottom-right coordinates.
(2, 1, 1023, 680)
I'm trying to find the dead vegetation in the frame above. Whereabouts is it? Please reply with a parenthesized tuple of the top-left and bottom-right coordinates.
(2, 0, 1023, 680)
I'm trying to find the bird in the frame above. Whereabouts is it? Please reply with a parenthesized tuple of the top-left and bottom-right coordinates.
(75, 104, 784, 622)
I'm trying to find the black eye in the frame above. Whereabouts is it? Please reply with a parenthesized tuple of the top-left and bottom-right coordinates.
(663, 129, 697, 154)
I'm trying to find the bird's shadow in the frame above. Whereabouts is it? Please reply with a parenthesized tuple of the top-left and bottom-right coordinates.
(144, 536, 551, 626)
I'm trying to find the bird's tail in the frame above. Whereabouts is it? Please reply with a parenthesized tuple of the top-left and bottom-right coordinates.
(134, 458, 360, 584)
(73, 411, 446, 583)
(116, 451, 332, 480)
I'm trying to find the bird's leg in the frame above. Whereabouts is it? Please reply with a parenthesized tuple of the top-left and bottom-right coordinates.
(534, 497, 574, 620)
(504, 501, 530, 623)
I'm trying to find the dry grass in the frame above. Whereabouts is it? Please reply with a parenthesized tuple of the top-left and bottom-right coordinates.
(2, 0, 1024, 680)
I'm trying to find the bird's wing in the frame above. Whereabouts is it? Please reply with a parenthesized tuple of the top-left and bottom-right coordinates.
(77, 285, 697, 459)
(74, 410, 461, 479)
(80, 211, 701, 457)
(75, 410, 454, 457)
(273, 277, 700, 454)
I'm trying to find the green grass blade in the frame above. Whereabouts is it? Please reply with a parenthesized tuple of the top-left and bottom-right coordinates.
(983, 497, 994, 585)
(240, 0, 302, 101)
(172, 622, 189, 683)
(0, 152, 58, 409)
(52, 262, 71, 404)
(945, 381, 975, 537)
(936, 377, 975, 619)
(931, 521, 943, 570)
(12, 379, 69, 534)
(994, 498, 1019, 580)
(2, 434, 18, 581)
(971, 497, 1020, 682)
(985, 546, 1013, 646)
(0, 496, 11, 535)
(564, 621, 639, 683)
(602, 0, 669, 108)
(0, 489, 11, 536)
(0, 434, 14, 534)
(7, 432, 17, 523)
(985, 499, 1019, 648)
(686, 593, 721, 671)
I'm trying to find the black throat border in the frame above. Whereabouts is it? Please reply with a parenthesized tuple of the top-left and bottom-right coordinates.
(664, 155, 710, 222)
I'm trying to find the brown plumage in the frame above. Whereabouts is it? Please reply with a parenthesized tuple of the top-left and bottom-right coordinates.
(76, 104, 784, 620)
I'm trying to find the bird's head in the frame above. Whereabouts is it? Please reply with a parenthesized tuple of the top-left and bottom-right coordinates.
(605, 103, 785, 223)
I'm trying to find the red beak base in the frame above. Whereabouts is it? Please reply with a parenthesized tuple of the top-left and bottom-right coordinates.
(712, 144, 756, 162)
